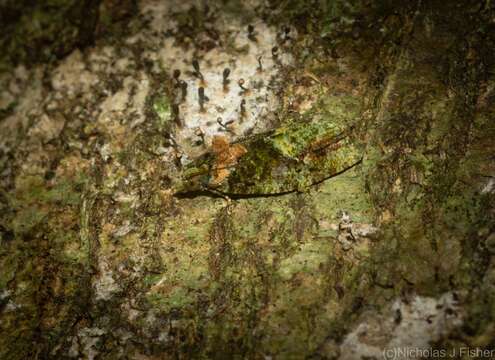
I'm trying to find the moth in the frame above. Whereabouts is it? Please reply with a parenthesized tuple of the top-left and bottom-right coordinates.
(174, 121, 361, 199)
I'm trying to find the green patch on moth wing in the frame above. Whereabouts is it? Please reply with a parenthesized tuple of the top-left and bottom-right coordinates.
(270, 92, 361, 159)
(269, 119, 343, 159)
(224, 134, 361, 195)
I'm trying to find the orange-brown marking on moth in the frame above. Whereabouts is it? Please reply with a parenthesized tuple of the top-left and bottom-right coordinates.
(210, 135, 248, 185)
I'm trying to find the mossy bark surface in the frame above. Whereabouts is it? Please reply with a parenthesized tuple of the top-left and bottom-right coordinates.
(0, 0, 494, 358)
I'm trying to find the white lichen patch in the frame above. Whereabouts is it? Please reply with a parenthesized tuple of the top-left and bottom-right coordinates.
(97, 72, 150, 130)
(0, 290, 20, 312)
(482, 177, 495, 194)
(51, 50, 99, 98)
(93, 258, 121, 301)
(0, 66, 44, 152)
(69, 327, 106, 360)
(27, 113, 65, 143)
(338, 292, 463, 360)
(139, 0, 293, 156)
